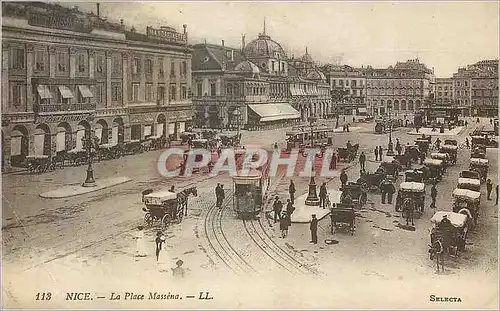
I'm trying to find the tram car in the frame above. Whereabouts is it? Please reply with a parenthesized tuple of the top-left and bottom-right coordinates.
(232, 152, 271, 219)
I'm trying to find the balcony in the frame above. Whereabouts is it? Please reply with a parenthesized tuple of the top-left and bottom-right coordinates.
(36, 102, 97, 114)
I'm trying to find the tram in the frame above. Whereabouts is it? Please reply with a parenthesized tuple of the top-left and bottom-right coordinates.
(232, 152, 271, 219)
(285, 125, 333, 152)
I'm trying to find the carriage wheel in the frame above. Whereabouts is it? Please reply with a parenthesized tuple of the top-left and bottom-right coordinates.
(48, 163, 55, 171)
(161, 214, 172, 230)
(144, 213, 153, 228)
(35, 165, 44, 174)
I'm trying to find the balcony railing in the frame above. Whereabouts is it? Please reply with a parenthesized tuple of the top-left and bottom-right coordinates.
(36, 102, 97, 113)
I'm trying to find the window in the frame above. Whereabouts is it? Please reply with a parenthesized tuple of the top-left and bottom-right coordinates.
(465, 81, 468, 87)
(170, 84, 176, 101)
(57, 51, 68, 72)
(181, 85, 187, 99)
(11, 47, 25, 70)
(112, 54, 122, 74)
(465, 90, 468, 96)
(272, 61, 275, 71)
(457, 81, 461, 87)
(444, 92, 448, 96)
(95, 83, 105, 105)
(77, 53, 86, 73)
(96, 54, 104, 73)
(111, 84, 121, 102)
(352, 80, 356, 87)
(35, 49, 46, 71)
(10, 83, 25, 107)
(145, 83, 153, 101)
(332, 80, 336, 87)
(170, 60, 175, 77)
(226, 83, 233, 95)
(345, 80, 349, 86)
(145, 59, 153, 74)
(132, 58, 140, 75)
(157, 84, 165, 104)
(132, 83, 140, 101)
(360, 80, 364, 87)
(159, 58, 164, 76)
(444, 86, 448, 91)
(197, 83, 202, 96)
(181, 61, 187, 77)
(339, 80, 343, 87)
(210, 82, 216, 96)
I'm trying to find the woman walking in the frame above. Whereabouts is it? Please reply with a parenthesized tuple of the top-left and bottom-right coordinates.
(134, 226, 147, 257)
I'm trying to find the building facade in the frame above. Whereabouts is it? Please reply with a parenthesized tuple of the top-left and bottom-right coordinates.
(435, 78, 454, 105)
(2, 2, 193, 170)
(363, 59, 435, 118)
(321, 64, 367, 115)
(191, 30, 331, 129)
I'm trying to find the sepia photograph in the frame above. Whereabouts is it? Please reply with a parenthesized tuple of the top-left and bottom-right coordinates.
(1, 0, 499, 309)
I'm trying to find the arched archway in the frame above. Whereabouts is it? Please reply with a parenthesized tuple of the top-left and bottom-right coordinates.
(112, 117, 125, 145)
(76, 120, 91, 150)
(415, 100, 421, 111)
(401, 100, 407, 111)
(156, 114, 167, 137)
(95, 119, 109, 145)
(408, 100, 414, 111)
(56, 122, 73, 152)
(34, 123, 51, 156)
(394, 100, 400, 111)
(10, 125, 29, 167)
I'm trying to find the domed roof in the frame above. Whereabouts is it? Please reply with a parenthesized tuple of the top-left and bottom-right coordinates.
(301, 49, 313, 63)
(306, 69, 326, 81)
(244, 34, 287, 59)
(234, 60, 260, 74)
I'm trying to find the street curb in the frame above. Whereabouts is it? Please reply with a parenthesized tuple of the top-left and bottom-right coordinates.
(39, 177, 132, 199)
(406, 126, 465, 136)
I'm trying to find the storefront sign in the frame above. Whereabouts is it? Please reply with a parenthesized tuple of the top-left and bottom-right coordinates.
(28, 10, 91, 33)
(36, 114, 91, 124)
(129, 113, 156, 124)
(146, 26, 187, 44)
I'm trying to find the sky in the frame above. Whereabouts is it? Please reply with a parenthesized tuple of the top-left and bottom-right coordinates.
(67, 1, 499, 77)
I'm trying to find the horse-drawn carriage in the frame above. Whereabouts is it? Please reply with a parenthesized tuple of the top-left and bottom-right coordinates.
(404, 145, 420, 163)
(440, 142, 458, 165)
(471, 135, 498, 148)
(123, 140, 143, 155)
(415, 139, 431, 155)
(67, 148, 88, 166)
(219, 133, 240, 147)
(457, 177, 481, 192)
(180, 131, 198, 144)
(469, 158, 488, 182)
(340, 182, 367, 207)
(191, 138, 209, 149)
(337, 144, 359, 162)
(395, 182, 425, 221)
(405, 169, 424, 182)
(357, 167, 386, 192)
(471, 145, 487, 159)
(429, 211, 469, 259)
(379, 161, 402, 179)
(452, 188, 480, 226)
(431, 153, 451, 167)
(329, 190, 356, 235)
(141, 186, 197, 229)
(423, 158, 444, 183)
(26, 155, 56, 174)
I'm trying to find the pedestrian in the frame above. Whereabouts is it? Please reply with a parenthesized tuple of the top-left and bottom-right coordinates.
(280, 212, 289, 238)
(274, 142, 279, 151)
(273, 196, 282, 223)
(310, 214, 318, 244)
(496, 184, 498, 205)
(396, 139, 402, 155)
(430, 183, 438, 208)
(386, 180, 396, 204)
(330, 152, 337, 170)
(217, 146, 221, 157)
(435, 138, 441, 150)
(286, 199, 295, 222)
(359, 152, 366, 171)
(134, 226, 147, 257)
(171, 259, 186, 278)
(465, 137, 470, 149)
(218, 184, 225, 207)
(215, 183, 221, 207)
(340, 169, 348, 188)
(490, 118, 493, 125)
(381, 181, 387, 204)
(476, 117, 480, 123)
(419, 150, 426, 165)
(378, 146, 383, 161)
(169, 185, 175, 193)
(155, 231, 165, 262)
(319, 182, 327, 209)
(353, 116, 356, 123)
(374, 146, 379, 161)
(289, 180, 296, 204)
(486, 179, 493, 200)
(465, 120, 468, 127)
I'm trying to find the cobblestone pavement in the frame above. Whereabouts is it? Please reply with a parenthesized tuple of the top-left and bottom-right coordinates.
(2, 118, 497, 309)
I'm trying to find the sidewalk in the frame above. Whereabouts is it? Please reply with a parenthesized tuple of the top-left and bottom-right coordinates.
(39, 176, 132, 199)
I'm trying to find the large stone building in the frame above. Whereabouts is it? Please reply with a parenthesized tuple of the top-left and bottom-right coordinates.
(452, 59, 498, 117)
(2, 2, 193, 170)
(321, 64, 367, 115)
(191, 29, 331, 129)
(362, 59, 435, 117)
(435, 78, 454, 105)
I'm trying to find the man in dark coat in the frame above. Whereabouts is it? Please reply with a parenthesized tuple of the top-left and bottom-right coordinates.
(330, 152, 337, 170)
(279, 212, 289, 238)
(319, 182, 327, 209)
(486, 179, 493, 200)
(289, 180, 296, 204)
(359, 152, 366, 171)
(386, 180, 396, 204)
(396, 139, 402, 155)
(430, 184, 437, 209)
(340, 170, 348, 188)
(310, 214, 318, 244)
(381, 181, 387, 204)
(496, 184, 499, 205)
(378, 146, 383, 161)
(273, 196, 282, 223)
(374, 146, 379, 161)
(286, 199, 295, 227)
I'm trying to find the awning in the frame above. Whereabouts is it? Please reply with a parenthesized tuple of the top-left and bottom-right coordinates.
(249, 103, 301, 122)
(58, 86, 74, 99)
(37, 85, 52, 99)
(78, 85, 94, 98)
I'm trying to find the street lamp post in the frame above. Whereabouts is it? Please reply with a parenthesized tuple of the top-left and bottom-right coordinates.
(305, 115, 320, 206)
(82, 129, 97, 187)
(386, 103, 395, 156)
(232, 107, 241, 146)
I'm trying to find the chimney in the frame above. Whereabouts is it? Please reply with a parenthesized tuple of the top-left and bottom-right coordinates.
(96, 3, 100, 16)
(241, 34, 246, 52)
(221, 40, 225, 47)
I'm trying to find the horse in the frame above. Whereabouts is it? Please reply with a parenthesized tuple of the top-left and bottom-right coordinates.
(429, 237, 445, 273)
(177, 186, 198, 216)
(401, 197, 415, 226)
